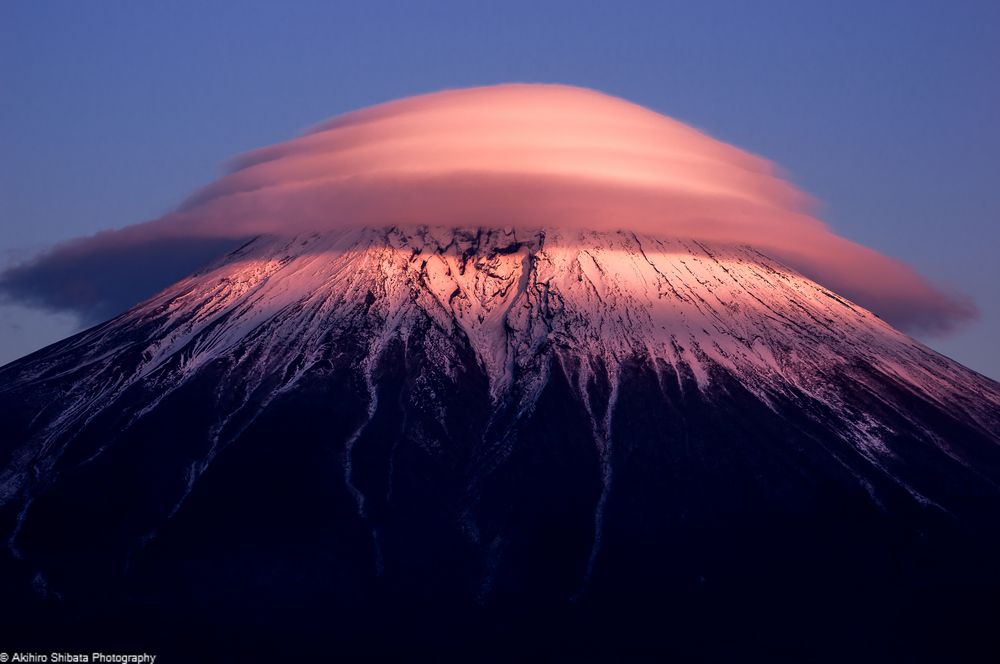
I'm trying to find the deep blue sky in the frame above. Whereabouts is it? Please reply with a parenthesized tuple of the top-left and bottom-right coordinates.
(2, 0, 998, 378)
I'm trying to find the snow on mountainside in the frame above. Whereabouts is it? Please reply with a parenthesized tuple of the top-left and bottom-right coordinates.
(5, 225, 998, 460)
(2, 226, 1000, 659)
(3, 226, 1000, 518)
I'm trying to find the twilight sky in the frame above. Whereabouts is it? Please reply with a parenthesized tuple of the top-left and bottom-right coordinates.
(1, 1, 998, 378)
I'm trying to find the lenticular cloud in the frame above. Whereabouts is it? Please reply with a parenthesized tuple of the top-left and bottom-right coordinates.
(0, 84, 976, 332)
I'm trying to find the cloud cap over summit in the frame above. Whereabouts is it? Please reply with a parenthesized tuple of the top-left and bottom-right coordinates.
(0, 84, 976, 333)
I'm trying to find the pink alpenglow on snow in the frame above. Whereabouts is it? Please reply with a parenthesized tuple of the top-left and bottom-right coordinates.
(0, 84, 975, 332)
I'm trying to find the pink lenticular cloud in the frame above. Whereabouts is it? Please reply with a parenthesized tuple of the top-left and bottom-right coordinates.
(0, 84, 976, 332)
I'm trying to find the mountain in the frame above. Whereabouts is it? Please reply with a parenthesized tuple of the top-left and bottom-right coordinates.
(2, 226, 999, 661)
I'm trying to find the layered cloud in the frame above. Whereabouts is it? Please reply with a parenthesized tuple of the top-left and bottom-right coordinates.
(0, 84, 975, 332)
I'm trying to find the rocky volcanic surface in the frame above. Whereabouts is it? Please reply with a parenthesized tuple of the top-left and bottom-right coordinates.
(2, 227, 999, 660)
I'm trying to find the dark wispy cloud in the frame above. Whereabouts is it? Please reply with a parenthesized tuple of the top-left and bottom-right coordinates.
(0, 231, 240, 323)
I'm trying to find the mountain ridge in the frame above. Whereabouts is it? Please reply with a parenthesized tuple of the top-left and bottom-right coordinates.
(2, 226, 999, 660)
